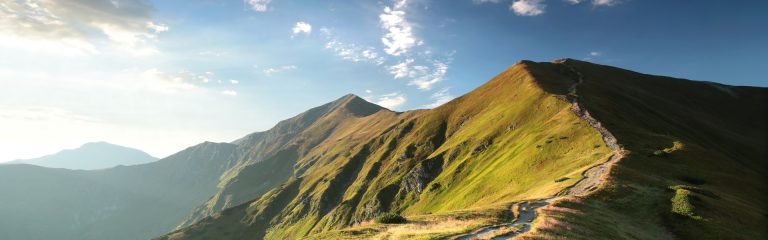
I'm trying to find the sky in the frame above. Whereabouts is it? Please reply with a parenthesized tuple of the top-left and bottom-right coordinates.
(1, 0, 766, 162)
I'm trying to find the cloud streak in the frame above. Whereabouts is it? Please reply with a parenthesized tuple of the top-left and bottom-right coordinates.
(0, 0, 168, 55)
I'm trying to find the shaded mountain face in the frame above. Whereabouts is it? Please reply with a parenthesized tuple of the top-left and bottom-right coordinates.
(4, 142, 157, 170)
(159, 60, 767, 240)
(0, 141, 238, 240)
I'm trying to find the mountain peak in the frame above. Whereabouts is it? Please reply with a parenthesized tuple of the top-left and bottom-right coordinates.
(329, 93, 385, 117)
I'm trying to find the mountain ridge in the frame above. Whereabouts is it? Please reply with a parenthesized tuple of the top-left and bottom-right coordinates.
(4, 141, 157, 170)
(159, 59, 767, 240)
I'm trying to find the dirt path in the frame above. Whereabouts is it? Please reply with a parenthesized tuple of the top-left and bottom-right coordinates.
(450, 201, 549, 240)
(450, 60, 624, 239)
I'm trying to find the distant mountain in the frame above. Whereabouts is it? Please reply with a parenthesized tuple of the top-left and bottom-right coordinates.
(5, 142, 157, 170)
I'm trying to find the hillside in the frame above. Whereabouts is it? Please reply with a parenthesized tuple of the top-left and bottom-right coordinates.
(159, 59, 767, 240)
(0, 95, 387, 240)
(4, 142, 157, 170)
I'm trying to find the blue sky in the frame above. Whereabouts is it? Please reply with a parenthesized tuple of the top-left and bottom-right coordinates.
(1, 0, 766, 161)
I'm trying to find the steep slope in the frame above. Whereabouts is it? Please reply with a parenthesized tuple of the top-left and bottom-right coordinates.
(4, 141, 157, 170)
(158, 60, 614, 240)
(161, 59, 767, 240)
(517, 59, 768, 240)
(177, 94, 388, 227)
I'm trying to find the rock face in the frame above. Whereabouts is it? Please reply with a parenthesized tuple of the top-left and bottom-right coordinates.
(400, 156, 444, 195)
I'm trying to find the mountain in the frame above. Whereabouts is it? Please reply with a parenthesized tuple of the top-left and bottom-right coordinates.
(0, 95, 386, 240)
(0, 141, 238, 240)
(159, 59, 767, 240)
(1, 59, 765, 240)
(5, 142, 157, 170)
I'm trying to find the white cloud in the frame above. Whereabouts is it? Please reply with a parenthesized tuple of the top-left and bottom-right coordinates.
(325, 40, 386, 65)
(589, 51, 601, 56)
(387, 58, 450, 91)
(0, 0, 168, 55)
(229, 80, 239, 84)
(566, 0, 621, 6)
(592, 0, 619, 6)
(423, 87, 454, 108)
(379, 0, 421, 56)
(409, 61, 449, 90)
(247, 0, 272, 12)
(263, 65, 298, 76)
(221, 90, 237, 96)
(373, 92, 407, 110)
(473, 0, 501, 4)
(387, 59, 417, 79)
(147, 22, 169, 33)
(292, 21, 312, 36)
(511, 0, 546, 16)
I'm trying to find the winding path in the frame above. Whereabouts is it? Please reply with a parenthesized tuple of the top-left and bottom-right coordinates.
(450, 60, 624, 240)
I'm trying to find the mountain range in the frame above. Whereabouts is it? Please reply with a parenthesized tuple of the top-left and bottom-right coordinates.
(4, 142, 157, 170)
(0, 59, 765, 240)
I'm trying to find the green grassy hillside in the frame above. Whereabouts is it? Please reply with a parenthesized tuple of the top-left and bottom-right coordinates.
(158, 61, 615, 240)
(517, 59, 768, 240)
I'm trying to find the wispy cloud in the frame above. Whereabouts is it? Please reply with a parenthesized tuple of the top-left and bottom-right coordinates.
(511, 0, 546, 16)
(565, 0, 621, 6)
(0, 0, 168, 55)
(322, 28, 386, 65)
(423, 87, 454, 108)
(221, 90, 238, 96)
(371, 92, 407, 110)
(387, 57, 451, 90)
(263, 65, 298, 76)
(379, 0, 421, 56)
(247, 0, 272, 12)
(292, 21, 312, 36)
(473, 0, 501, 3)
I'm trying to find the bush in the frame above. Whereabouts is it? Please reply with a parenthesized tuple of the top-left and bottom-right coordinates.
(374, 212, 407, 224)
(671, 189, 701, 220)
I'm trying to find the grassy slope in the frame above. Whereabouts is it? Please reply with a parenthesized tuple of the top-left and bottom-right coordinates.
(158, 61, 612, 240)
(518, 60, 768, 240)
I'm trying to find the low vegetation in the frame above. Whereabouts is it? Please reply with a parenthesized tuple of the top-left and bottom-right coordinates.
(670, 188, 701, 220)
(375, 213, 407, 224)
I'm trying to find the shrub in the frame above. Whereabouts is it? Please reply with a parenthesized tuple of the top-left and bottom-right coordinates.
(374, 212, 407, 224)
(671, 189, 701, 220)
